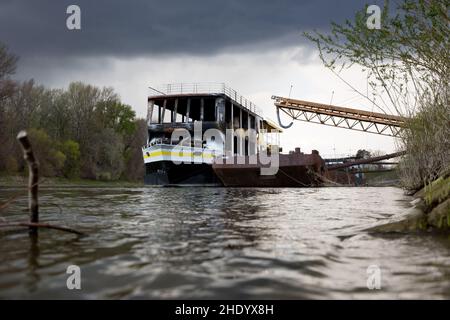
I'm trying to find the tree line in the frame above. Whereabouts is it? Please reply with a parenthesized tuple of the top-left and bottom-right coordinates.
(0, 42, 147, 181)
(305, 0, 449, 190)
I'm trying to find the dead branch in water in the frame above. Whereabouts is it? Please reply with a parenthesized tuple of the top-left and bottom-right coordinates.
(17, 131, 39, 233)
(0, 130, 84, 237)
(0, 221, 83, 235)
(0, 194, 20, 212)
(0, 177, 47, 213)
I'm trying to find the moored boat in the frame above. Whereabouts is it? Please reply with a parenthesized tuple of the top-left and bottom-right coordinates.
(212, 148, 325, 187)
(142, 83, 325, 187)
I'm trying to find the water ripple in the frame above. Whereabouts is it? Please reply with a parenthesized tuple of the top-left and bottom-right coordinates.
(0, 186, 449, 299)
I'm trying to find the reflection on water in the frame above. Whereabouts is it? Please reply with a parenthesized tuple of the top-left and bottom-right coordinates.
(0, 186, 449, 299)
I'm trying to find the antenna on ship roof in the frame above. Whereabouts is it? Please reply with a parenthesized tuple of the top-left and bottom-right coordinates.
(148, 85, 166, 95)
(288, 84, 293, 98)
(329, 90, 335, 105)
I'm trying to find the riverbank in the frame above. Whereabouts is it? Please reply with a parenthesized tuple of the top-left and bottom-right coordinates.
(1, 170, 402, 188)
(364, 170, 400, 187)
(0, 174, 144, 188)
(368, 171, 450, 233)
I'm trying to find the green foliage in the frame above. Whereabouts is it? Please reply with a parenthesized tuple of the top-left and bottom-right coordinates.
(60, 140, 81, 178)
(122, 119, 147, 181)
(0, 46, 18, 114)
(28, 128, 65, 177)
(4, 156, 18, 173)
(397, 91, 450, 189)
(424, 176, 450, 208)
(95, 101, 136, 136)
(0, 42, 18, 80)
(305, 0, 449, 190)
(89, 128, 125, 181)
(53, 151, 67, 172)
(0, 67, 146, 181)
(355, 149, 371, 159)
(305, 0, 449, 115)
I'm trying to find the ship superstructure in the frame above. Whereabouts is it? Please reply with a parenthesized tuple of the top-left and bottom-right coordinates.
(142, 83, 281, 185)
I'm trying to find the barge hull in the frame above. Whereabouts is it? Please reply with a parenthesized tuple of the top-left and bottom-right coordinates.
(145, 161, 222, 186)
(212, 150, 325, 187)
(212, 165, 321, 187)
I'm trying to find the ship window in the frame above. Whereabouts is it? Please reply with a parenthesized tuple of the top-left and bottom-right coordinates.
(161, 99, 182, 123)
(225, 101, 231, 125)
(233, 105, 240, 128)
(190, 99, 201, 121)
(242, 111, 248, 129)
(163, 110, 172, 123)
(150, 103, 160, 123)
(204, 99, 216, 121)
(176, 99, 188, 123)
(250, 115, 255, 129)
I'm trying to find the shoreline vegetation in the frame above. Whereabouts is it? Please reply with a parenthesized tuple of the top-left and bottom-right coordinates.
(305, 0, 449, 232)
(0, 171, 398, 188)
(368, 171, 450, 233)
(0, 43, 147, 184)
(0, 174, 144, 188)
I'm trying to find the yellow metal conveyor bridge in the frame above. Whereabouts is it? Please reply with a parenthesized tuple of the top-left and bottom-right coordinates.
(272, 96, 407, 137)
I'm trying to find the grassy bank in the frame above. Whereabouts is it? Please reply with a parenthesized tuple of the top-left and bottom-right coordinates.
(364, 170, 400, 187)
(368, 171, 450, 233)
(0, 173, 144, 188)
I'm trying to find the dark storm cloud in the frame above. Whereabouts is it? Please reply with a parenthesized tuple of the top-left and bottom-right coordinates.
(0, 0, 380, 59)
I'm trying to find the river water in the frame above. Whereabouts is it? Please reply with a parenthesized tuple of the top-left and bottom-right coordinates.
(0, 186, 449, 299)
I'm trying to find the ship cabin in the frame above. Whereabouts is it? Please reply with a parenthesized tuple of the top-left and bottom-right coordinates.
(142, 83, 281, 168)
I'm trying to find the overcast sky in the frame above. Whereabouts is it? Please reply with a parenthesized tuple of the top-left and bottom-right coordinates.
(0, 0, 398, 156)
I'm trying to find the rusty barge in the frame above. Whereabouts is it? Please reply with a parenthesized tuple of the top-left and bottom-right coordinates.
(212, 149, 324, 187)
(142, 83, 325, 187)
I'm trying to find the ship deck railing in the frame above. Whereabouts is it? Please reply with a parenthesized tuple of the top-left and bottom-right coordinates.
(142, 141, 219, 153)
(148, 83, 263, 115)
(142, 142, 222, 164)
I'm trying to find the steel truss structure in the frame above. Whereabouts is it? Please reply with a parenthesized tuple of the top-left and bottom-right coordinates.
(272, 96, 407, 137)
